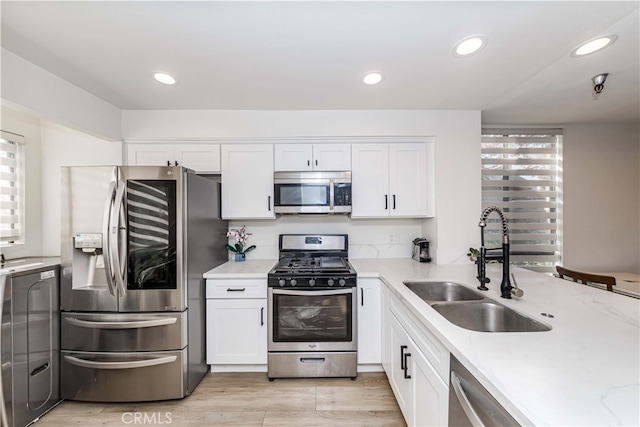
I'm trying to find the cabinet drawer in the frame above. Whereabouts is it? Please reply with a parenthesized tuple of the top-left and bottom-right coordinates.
(206, 279, 267, 299)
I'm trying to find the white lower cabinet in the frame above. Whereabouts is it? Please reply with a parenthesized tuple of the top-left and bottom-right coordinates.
(383, 287, 449, 426)
(205, 279, 267, 367)
(357, 278, 382, 364)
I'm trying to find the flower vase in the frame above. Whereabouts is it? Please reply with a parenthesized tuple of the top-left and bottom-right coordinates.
(234, 253, 246, 262)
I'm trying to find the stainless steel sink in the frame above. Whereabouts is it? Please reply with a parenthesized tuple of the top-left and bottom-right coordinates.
(431, 301, 551, 332)
(403, 280, 551, 332)
(403, 281, 485, 302)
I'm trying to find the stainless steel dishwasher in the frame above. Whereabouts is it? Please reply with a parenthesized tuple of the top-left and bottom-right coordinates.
(1, 266, 60, 427)
(449, 355, 520, 427)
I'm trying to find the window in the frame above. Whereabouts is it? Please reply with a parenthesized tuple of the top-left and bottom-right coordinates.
(481, 129, 562, 273)
(1, 131, 25, 246)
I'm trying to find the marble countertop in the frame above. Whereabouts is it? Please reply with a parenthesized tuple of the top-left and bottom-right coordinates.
(203, 259, 277, 278)
(349, 258, 640, 427)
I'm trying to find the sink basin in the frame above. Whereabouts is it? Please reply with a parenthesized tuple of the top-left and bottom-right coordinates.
(403, 281, 484, 302)
(431, 301, 551, 332)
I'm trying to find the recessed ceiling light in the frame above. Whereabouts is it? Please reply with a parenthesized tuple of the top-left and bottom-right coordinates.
(153, 72, 177, 85)
(363, 72, 382, 85)
(570, 35, 617, 57)
(453, 35, 487, 57)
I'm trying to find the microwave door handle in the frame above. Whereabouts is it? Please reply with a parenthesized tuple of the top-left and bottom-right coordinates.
(111, 181, 127, 297)
(329, 179, 335, 212)
(102, 180, 117, 296)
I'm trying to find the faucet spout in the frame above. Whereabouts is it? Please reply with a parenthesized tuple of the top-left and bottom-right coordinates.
(476, 206, 513, 299)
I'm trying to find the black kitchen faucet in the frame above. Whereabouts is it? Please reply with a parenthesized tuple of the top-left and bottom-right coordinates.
(476, 206, 513, 299)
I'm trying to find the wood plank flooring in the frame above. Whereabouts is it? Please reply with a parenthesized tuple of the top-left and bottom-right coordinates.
(35, 372, 406, 426)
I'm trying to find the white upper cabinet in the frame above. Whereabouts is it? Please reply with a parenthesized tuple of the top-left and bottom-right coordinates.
(274, 143, 351, 171)
(126, 143, 221, 173)
(221, 144, 275, 219)
(351, 142, 434, 218)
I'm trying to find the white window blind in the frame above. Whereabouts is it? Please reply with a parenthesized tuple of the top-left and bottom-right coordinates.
(1, 131, 25, 246)
(481, 129, 562, 273)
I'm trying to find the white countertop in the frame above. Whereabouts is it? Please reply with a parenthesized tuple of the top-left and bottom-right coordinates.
(203, 259, 277, 278)
(349, 258, 640, 427)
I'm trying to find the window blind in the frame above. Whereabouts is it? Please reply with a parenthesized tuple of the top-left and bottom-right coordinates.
(481, 130, 562, 273)
(1, 131, 25, 246)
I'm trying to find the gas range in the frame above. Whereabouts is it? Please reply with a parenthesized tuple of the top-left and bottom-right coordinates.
(267, 234, 357, 288)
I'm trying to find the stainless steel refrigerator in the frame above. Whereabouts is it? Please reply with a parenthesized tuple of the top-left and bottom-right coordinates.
(60, 166, 227, 402)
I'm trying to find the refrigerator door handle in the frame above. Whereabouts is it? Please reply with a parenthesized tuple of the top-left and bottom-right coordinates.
(64, 355, 177, 370)
(102, 180, 117, 296)
(111, 181, 127, 297)
(65, 317, 177, 329)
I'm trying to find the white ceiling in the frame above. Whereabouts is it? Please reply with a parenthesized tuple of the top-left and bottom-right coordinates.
(1, 1, 639, 124)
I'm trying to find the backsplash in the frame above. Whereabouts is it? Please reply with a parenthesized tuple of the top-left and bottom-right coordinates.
(227, 216, 426, 260)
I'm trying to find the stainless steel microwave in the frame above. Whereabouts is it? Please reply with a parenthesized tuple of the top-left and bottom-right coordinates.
(273, 171, 351, 214)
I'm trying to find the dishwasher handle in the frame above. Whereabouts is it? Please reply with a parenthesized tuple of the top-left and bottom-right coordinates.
(451, 370, 486, 427)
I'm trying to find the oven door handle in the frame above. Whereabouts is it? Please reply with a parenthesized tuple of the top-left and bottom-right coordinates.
(272, 288, 354, 296)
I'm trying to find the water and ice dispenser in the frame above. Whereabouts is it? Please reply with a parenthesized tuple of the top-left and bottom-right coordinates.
(72, 233, 106, 288)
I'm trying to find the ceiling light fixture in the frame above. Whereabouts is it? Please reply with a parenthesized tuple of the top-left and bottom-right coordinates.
(453, 35, 487, 57)
(153, 72, 177, 85)
(363, 72, 382, 85)
(570, 35, 617, 57)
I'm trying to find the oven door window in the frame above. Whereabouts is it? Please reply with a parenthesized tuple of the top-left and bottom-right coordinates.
(275, 184, 330, 207)
(273, 291, 352, 342)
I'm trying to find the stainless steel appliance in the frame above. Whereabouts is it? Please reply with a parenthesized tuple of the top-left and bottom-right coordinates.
(449, 354, 520, 426)
(412, 238, 432, 263)
(1, 266, 60, 427)
(273, 171, 351, 214)
(267, 234, 357, 379)
(60, 166, 228, 402)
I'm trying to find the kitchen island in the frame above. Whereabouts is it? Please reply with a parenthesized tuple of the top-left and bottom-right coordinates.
(350, 258, 640, 426)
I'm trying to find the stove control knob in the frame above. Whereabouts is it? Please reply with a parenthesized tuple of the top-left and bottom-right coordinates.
(339, 279, 346, 287)
(278, 279, 286, 287)
(327, 279, 335, 286)
(290, 279, 297, 287)
(309, 278, 316, 286)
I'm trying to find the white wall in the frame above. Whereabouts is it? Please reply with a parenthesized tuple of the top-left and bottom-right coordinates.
(1, 48, 121, 141)
(40, 121, 122, 256)
(563, 123, 640, 273)
(122, 109, 482, 263)
(1, 107, 121, 258)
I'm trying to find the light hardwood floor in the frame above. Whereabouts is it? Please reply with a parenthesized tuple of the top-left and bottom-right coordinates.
(35, 372, 406, 426)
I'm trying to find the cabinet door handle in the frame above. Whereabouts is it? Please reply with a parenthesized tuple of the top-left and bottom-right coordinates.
(268, 196, 271, 211)
(226, 288, 246, 292)
(261, 307, 264, 326)
(166, 160, 171, 166)
(392, 194, 396, 210)
(315, 159, 318, 166)
(307, 160, 310, 166)
(175, 161, 179, 166)
(400, 345, 408, 370)
(403, 352, 412, 379)
(385, 195, 388, 210)
(360, 288, 364, 306)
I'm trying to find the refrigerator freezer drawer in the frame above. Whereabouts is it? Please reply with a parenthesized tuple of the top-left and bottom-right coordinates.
(61, 349, 187, 402)
(61, 312, 187, 352)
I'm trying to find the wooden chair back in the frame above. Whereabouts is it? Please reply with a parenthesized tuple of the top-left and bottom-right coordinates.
(556, 266, 616, 292)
